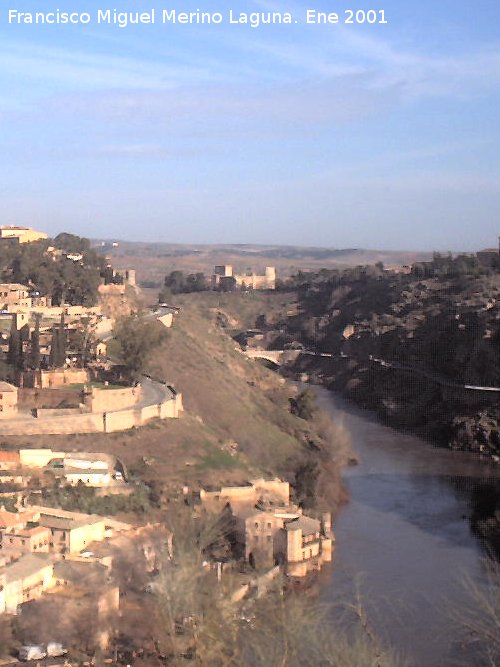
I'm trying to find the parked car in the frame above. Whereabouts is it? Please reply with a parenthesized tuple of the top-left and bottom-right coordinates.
(18, 645, 46, 661)
(19, 642, 67, 661)
(47, 641, 68, 657)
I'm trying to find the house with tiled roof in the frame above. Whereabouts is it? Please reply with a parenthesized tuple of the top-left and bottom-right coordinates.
(202, 479, 334, 577)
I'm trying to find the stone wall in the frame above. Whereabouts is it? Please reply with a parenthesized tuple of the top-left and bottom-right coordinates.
(104, 409, 138, 432)
(159, 391, 183, 418)
(23, 368, 90, 389)
(84, 385, 141, 413)
(35, 408, 82, 417)
(1, 414, 104, 436)
(98, 284, 125, 296)
(20, 449, 66, 467)
(0, 384, 182, 435)
(200, 478, 289, 507)
(19, 387, 81, 409)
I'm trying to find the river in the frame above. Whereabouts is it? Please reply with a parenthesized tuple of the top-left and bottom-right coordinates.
(313, 386, 500, 666)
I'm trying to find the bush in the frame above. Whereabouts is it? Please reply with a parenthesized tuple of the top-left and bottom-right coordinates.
(290, 389, 317, 420)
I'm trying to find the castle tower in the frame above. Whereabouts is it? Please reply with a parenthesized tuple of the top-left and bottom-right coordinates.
(125, 269, 136, 287)
(265, 266, 276, 289)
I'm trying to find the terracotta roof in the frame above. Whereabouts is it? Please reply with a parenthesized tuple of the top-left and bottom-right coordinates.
(0, 283, 30, 291)
(0, 511, 25, 529)
(39, 514, 103, 531)
(3, 553, 53, 583)
(0, 451, 20, 462)
(0, 382, 17, 392)
(11, 525, 50, 538)
(0, 509, 38, 529)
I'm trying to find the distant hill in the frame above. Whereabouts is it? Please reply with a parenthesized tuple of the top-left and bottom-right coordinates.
(92, 240, 433, 286)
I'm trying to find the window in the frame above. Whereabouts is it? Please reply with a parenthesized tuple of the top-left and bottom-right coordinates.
(267, 522, 272, 529)
(254, 522, 259, 529)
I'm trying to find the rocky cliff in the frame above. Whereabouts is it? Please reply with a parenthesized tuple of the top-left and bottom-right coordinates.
(275, 270, 500, 458)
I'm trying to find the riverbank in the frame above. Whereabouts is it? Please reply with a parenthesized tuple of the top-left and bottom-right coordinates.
(312, 386, 500, 666)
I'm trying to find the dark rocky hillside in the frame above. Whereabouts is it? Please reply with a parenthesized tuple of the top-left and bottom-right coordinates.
(273, 268, 500, 459)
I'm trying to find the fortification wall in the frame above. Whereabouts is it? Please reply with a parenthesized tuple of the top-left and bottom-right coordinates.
(201, 477, 289, 506)
(159, 392, 183, 418)
(141, 404, 160, 422)
(0, 382, 181, 435)
(98, 284, 125, 296)
(85, 385, 141, 413)
(104, 409, 138, 433)
(1, 414, 103, 436)
(18, 387, 81, 409)
(35, 408, 82, 417)
(23, 368, 90, 389)
(252, 478, 290, 504)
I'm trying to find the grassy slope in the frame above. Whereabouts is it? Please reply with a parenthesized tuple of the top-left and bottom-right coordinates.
(147, 292, 320, 475)
(1, 291, 350, 508)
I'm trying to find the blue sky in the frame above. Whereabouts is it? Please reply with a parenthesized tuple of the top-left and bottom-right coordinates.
(1, 0, 499, 250)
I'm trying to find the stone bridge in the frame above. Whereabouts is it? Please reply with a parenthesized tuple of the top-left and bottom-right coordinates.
(244, 349, 302, 365)
(244, 347, 500, 393)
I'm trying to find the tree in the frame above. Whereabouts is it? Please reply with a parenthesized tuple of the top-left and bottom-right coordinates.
(49, 314, 66, 368)
(53, 232, 91, 254)
(450, 560, 500, 666)
(7, 318, 23, 370)
(113, 316, 168, 379)
(0, 233, 104, 307)
(291, 389, 317, 420)
(149, 503, 401, 667)
(219, 276, 237, 292)
(293, 458, 320, 509)
(164, 271, 186, 294)
(29, 314, 41, 370)
(185, 272, 208, 292)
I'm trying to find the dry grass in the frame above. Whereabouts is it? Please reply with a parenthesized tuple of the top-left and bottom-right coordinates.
(108, 241, 432, 286)
(146, 295, 323, 475)
(1, 291, 351, 507)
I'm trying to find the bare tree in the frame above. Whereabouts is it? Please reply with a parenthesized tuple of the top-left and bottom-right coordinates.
(450, 560, 500, 666)
(149, 503, 404, 667)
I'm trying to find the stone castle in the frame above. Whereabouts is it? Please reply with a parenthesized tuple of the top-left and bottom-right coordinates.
(212, 265, 276, 290)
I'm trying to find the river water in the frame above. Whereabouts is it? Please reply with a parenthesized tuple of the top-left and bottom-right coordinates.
(313, 387, 500, 666)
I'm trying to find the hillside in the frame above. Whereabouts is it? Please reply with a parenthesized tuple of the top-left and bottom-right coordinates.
(275, 270, 500, 458)
(144, 292, 351, 508)
(1, 291, 350, 512)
